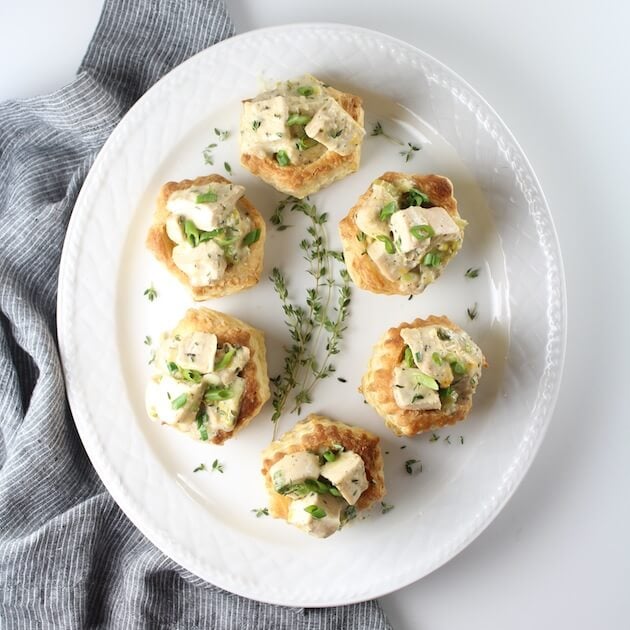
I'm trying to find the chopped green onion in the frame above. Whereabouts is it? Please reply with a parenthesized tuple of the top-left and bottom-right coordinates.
(198, 227, 223, 243)
(184, 219, 200, 247)
(295, 136, 318, 151)
(204, 386, 233, 402)
(196, 190, 218, 203)
(407, 188, 430, 206)
(242, 228, 261, 246)
(167, 361, 178, 374)
(329, 487, 342, 497)
(414, 372, 439, 390)
(404, 346, 415, 368)
(214, 346, 236, 370)
(297, 85, 315, 97)
(287, 113, 311, 126)
(304, 505, 326, 519)
(180, 368, 202, 383)
(437, 328, 451, 341)
(376, 234, 395, 254)
(451, 360, 467, 376)
(379, 201, 397, 222)
(432, 352, 443, 366)
(422, 251, 441, 267)
(196, 410, 208, 441)
(171, 393, 188, 409)
(410, 224, 435, 241)
(276, 150, 290, 166)
(322, 450, 336, 462)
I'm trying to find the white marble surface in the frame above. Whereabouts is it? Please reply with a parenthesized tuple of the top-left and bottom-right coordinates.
(2, 1, 629, 628)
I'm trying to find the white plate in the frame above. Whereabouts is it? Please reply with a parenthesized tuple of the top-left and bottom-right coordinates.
(57, 24, 566, 607)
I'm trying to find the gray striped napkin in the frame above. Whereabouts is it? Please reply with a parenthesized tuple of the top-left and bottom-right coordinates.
(0, 0, 392, 627)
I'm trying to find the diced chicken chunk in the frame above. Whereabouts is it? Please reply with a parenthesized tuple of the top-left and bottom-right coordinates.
(367, 239, 415, 281)
(240, 95, 289, 156)
(400, 327, 453, 387)
(145, 376, 204, 425)
(392, 367, 441, 411)
(269, 452, 321, 492)
(165, 215, 185, 244)
(213, 345, 251, 385)
(174, 332, 217, 373)
(320, 451, 369, 506)
(166, 183, 245, 232)
(354, 183, 398, 238)
(421, 206, 460, 245)
(206, 376, 244, 434)
(304, 98, 365, 156)
(172, 239, 227, 286)
(390, 207, 434, 255)
(287, 492, 344, 538)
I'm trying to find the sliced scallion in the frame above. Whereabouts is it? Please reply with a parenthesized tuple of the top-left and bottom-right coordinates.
(184, 220, 200, 247)
(214, 346, 237, 371)
(376, 234, 395, 255)
(242, 228, 261, 246)
(196, 190, 218, 203)
(204, 386, 233, 402)
(287, 113, 311, 126)
(304, 505, 326, 519)
(171, 393, 188, 409)
(276, 150, 290, 166)
(410, 224, 435, 241)
(414, 372, 439, 391)
(379, 201, 397, 222)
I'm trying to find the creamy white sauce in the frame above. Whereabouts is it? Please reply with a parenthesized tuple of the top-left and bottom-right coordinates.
(287, 492, 344, 539)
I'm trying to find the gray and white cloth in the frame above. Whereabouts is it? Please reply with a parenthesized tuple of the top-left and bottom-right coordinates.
(0, 1, 392, 628)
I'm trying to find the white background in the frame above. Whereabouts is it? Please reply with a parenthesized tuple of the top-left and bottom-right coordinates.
(1, 1, 629, 629)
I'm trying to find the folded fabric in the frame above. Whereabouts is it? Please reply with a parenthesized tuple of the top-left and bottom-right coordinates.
(0, 0, 391, 627)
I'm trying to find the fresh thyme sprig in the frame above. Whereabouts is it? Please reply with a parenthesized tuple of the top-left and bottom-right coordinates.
(269, 197, 352, 438)
(400, 142, 421, 162)
(370, 121, 403, 145)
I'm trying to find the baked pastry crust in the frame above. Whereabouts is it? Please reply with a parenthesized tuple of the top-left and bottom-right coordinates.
(360, 315, 486, 436)
(339, 172, 461, 295)
(261, 413, 386, 520)
(146, 174, 265, 300)
(166, 307, 270, 445)
(240, 86, 364, 199)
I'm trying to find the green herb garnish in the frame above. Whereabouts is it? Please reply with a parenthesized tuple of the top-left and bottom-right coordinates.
(252, 507, 269, 518)
(196, 410, 208, 441)
(196, 190, 218, 203)
(144, 285, 157, 302)
(171, 393, 188, 410)
(269, 197, 351, 437)
(410, 224, 435, 241)
(432, 352, 443, 365)
(414, 372, 439, 390)
(379, 201, 397, 222)
(193, 463, 206, 472)
(400, 142, 421, 162)
(144, 336, 152, 345)
(211, 459, 224, 473)
(376, 234, 395, 254)
(305, 505, 326, 519)
(429, 433, 440, 442)
(184, 219, 200, 247)
(467, 302, 478, 320)
(167, 361, 178, 374)
(204, 386, 233, 402)
(422, 251, 441, 267)
(406, 188, 431, 206)
(404, 346, 415, 368)
(214, 346, 236, 370)
(252, 120, 261, 131)
(287, 113, 311, 126)
(330, 129, 343, 138)
(370, 121, 403, 145)
(179, 368, 202, 383)
(243, 228, 261, 246)
(224, 161, 232, 175)
(465, 267, 480, 278)
(297, 85, 314, 97)
(214, 127, 230, 141)
(451, 360, 467, 376)
(322, 450, 336, 463)
(405, 459, 422, 475)
(202, 142, 217, 165)
(381, 502, 395, 514)
(275, 150, 290, 166)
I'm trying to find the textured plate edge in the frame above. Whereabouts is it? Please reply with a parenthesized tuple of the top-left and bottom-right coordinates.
(56, 22, 567, 607)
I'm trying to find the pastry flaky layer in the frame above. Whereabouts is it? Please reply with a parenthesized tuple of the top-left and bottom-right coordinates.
(146, 174, 265, 300)
(261, 414, 386, 521)
(240, 86, 364, 199)
(162, 307, 270, 445)
(339, 172, 462, 295)
(360, 315, 487, 436)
